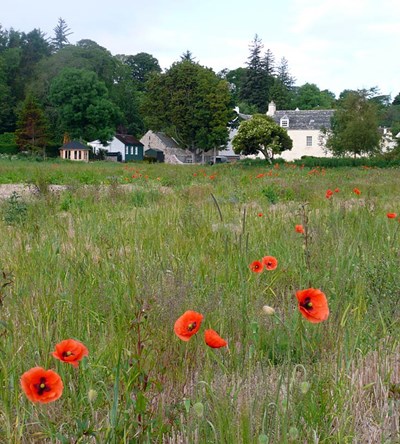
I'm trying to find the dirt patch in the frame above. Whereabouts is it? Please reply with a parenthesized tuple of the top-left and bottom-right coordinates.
(0, 184, 67, 200)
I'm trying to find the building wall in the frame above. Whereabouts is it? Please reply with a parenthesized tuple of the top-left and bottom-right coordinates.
(279, 129, 332, 161)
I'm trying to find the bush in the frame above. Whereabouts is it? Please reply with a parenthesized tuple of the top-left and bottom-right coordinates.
(2, 192, 28, 225)
(293, 155, 400, 168)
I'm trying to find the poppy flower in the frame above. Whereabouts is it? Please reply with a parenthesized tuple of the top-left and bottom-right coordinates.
(387, 213, 397, 219)
(174, 310, 203, 341)
(52, 339, 89, 368)
(256, 173, 265, 179)
(262, 256, 278, 271)
(334, 188, 340, 193)
(249, 260, 263, 273)
(258, 212, 263, 217)
(295, 288, 329, 323)
(325, 189, 333, 199)
(295, 224, 305, 234)
(204, 329, 227, 348)
(20, 367, 63, 404)
(353, 188, 361, 195)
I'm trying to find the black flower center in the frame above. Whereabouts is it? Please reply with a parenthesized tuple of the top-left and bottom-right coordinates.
(35, 377, 51, 396)
(63, 350, 73, 357)
(187, 322, 197, 332)
(302, 297, 313, 310)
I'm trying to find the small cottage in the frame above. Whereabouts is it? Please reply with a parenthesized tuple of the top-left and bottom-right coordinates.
(89, 134, 144, 162)
(59, 140, 90, 162)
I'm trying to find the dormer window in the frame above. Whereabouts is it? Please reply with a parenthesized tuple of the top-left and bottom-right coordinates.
(280, 117, 289, 128)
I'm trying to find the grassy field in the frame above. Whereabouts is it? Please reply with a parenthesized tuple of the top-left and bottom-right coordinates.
(0, 159, 399, 443)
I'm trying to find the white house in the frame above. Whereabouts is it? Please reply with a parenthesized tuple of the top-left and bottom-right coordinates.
(88, 134, 144, 162)
(234, 101, 335, 161)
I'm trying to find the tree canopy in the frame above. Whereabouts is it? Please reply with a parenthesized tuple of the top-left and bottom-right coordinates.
(326, 90, 381, 157)
(232, 114, 293, 161)
(142, 60, 233, 159)
(49, 68, 121, 142)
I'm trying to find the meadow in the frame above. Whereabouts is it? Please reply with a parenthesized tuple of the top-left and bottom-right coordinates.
(0, 159, 399, 443)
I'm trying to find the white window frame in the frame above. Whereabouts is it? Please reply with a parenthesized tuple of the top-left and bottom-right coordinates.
(280, 118, 289, 128)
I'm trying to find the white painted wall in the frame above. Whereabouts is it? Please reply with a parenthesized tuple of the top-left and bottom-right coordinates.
(279, 130, 332, 161)
(88, 138, 127, 161)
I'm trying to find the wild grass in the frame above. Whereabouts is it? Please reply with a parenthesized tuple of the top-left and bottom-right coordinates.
(0, 160, 399, 443)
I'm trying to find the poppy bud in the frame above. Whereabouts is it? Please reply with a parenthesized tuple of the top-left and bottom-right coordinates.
(88, 389, 97, 403)
(193, 402, 204, 417)
(300, 381, 310, 394)
(262, 305, 275, 316)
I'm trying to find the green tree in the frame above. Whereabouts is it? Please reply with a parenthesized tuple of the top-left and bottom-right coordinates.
(30, 39, 119, 101)
(223, 67, 247, 103)
(142, 60, 233, 160)
(232, 114, 292, 161)
(49, 68, 121, 142)
(0, 56, 15, 132)
(270, 57, 295, 109)
(117, 52, 161, 88)
(293, 83, 335, 109)
(15, 94, 49, 154)
(240, 35, 269, 112)
(110, 63, 145, 137)
(326, 90, 381, 157)
(52, 18, 73, 52)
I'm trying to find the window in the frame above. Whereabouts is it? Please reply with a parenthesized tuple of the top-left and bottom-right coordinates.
(306, 136, 312, 147)
(280, 118, 289, 128)
(125, 146, 128, 155)
(135, 146, 138, 156)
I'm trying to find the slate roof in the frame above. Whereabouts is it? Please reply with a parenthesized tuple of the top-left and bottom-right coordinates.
(272, 109, 334, 130)
(115, 134, 143, 146)
(238, 109, 335, 131)
(153, 132, 190, 158)
(154, 132, 182, 149)
(59, 140, 90, 150)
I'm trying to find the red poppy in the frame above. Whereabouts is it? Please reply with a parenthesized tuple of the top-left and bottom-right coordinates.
(325, 189, 333, 199)
(52, 339, 89, 368)
(249, 260, 263, 273)
(262, 256, 278, 271)
(256, 173, 265, 179)
(353, 188, 361, 195)
(258, 212, 263, 217)
(204, 329, 227, 348)
(174, 310, 203, 341)
(295, 224, 305, 234)
(20, 367, 63, 404)
(387, 213, 397, 219)
(334, 188, 340, 193)
(295, 288, 329, 323)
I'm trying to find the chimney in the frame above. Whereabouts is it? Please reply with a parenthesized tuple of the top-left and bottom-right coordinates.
(267, 101, 276, 116)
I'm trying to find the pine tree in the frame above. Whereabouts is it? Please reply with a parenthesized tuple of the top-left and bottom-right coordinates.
(15, 95, 49, 154)
(240, 34, 269, 112)
(52, 18, 72, 52)
(270, 57, 296, 109)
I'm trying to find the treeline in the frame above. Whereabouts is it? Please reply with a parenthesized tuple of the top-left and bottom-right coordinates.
(0, 20, 399, 156)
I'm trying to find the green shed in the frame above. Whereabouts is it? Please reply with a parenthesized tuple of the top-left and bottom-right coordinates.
(115, 134, 144, 162)
(145, 148, 165, 162)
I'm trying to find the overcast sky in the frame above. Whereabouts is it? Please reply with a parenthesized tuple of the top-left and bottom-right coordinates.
(2, 0, 399, 98)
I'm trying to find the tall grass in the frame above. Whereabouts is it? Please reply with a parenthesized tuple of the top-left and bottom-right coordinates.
(0, 160, 399, 442)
